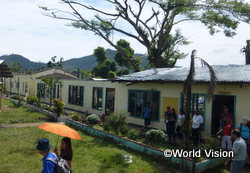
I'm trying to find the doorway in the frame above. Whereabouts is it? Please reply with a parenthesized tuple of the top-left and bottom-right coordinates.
(211, 95, 235, 135)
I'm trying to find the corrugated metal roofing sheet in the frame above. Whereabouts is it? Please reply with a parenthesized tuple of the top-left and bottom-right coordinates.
(114, 65, 250, 83)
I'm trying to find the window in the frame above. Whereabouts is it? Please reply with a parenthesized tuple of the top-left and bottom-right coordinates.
(53, 84, 60, 99)
(92, 87, 103, 110)
(180, 93, 205, 129)
(105, 88, 115, 115)
(128, 90, 160, 121)
(68, 85, 84, 106)
(37, 83, 46, 98)
(15, 81, 19, 90)
(180, 93, 205, 115)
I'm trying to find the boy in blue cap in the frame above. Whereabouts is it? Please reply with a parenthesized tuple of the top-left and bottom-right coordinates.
(36, 138, 56, 173)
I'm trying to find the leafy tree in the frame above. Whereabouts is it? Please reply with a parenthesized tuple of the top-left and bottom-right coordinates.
(182, 50, 217, 148)
(47, 56, 63, 69)
(10, 61, 22, 73)
(40, 0, 250, 68)
(81, 69, 92, 79)
(40, 77, 63, 108)
(26, 68, 33, 74)
(108, 71, 116, 78)
(92, 47, 117, 78)
(94, 47, 108, 64)
(41, 65, 45, 70)
(114, 39, 141, 74)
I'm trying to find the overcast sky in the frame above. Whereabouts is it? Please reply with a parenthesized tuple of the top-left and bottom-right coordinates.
(1, 0, 250, 67)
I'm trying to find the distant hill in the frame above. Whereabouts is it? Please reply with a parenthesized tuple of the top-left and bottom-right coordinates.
(62, 49, 147, 71)
(0, 49, 147, 72)
(0, 54, 45, 71)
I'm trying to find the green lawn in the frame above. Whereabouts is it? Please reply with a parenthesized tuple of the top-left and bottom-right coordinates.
(0, 126, 181, 173)
(0, 98, 229, 173)
(0, 99, 49, 124)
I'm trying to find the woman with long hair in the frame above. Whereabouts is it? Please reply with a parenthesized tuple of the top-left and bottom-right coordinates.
(168, 108, 177, 143)
(54, 137, 73, 168)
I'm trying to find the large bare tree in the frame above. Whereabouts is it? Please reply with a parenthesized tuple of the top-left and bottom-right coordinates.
(40, 0, 250, 68)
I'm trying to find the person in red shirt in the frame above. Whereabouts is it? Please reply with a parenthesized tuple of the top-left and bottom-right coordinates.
(218, 116, 234, 150)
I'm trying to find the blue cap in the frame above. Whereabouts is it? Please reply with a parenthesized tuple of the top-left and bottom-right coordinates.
(36, 138, 51, 151)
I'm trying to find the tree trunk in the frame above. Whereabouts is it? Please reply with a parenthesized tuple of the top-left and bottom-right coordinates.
(182, 50, 196, 149)
(183, 86, 191, 148)
(245, 40, 250, 64)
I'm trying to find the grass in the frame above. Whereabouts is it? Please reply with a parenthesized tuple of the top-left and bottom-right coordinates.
(0, 126, 181, 173)
(0, 99, 231, 173)
(0, 99, 49, 124)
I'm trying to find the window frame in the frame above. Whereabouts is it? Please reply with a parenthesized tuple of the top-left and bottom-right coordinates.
(128, 89, 160, 121)
(68, 85, 84, 106)
(37, 83, 46, 99)
(180, 93, 206, 129)
(92, 87, 103, 110)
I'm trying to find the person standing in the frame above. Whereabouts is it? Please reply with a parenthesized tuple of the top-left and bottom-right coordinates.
(168, 108, 177, 143)
(224, 130, 247, 173)
(217, 116, 234, 150)
(192, 109, 203, 146)
(220, 106, 233, 123)
(54, 137, 73, 168)
(238, 117, 250, 157)
(164, 106, 171, 134)
(36, 138, 56, 173)
(141, 102, 152, 131)
(176, 109, 185, 139)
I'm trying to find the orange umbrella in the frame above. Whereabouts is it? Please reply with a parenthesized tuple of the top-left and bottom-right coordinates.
(38, 123, 82, 141)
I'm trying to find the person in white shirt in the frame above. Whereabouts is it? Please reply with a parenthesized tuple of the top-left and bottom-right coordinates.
(176, 109, 185, 139)
(192, 109, 203, 146)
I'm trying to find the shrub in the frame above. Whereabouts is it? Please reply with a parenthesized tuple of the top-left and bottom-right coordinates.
(145, 129, 167, 144)
(104, 110, 129, 135)
(11, 94, 24, 107)
(200, 135, 221, 151)
(52, 98, 64, 117)
(86, 114, 100, 126)
(103, 123, 110, 132)
(126, 129, 140, 140)
(70, 112, 81, 121)
(120, 125, 128, 136)
(26, 96, 39, 106)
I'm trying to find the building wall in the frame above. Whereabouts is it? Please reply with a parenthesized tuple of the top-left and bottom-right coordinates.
(60, 79, 121, 115)
(5, 71, 250, 134)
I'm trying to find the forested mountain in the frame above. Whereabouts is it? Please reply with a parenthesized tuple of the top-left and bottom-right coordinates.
(0, 49, 146, 72)
(0, 54, 45, 71)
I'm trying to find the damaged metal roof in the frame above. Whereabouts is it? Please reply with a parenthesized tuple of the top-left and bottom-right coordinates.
(114, 65, 250, 83)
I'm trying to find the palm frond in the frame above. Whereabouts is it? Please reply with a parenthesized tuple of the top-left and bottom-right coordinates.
(183, 50, 196, 97)
(196, 57, 217, 101)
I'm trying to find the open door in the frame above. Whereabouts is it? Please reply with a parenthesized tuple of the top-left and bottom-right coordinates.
(211, 95, 235, 136)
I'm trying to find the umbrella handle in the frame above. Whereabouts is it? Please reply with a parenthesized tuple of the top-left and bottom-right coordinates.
(55, 135, 60, 148)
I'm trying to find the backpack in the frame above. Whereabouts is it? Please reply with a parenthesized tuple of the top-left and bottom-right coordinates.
(46, 154, 72, 173)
